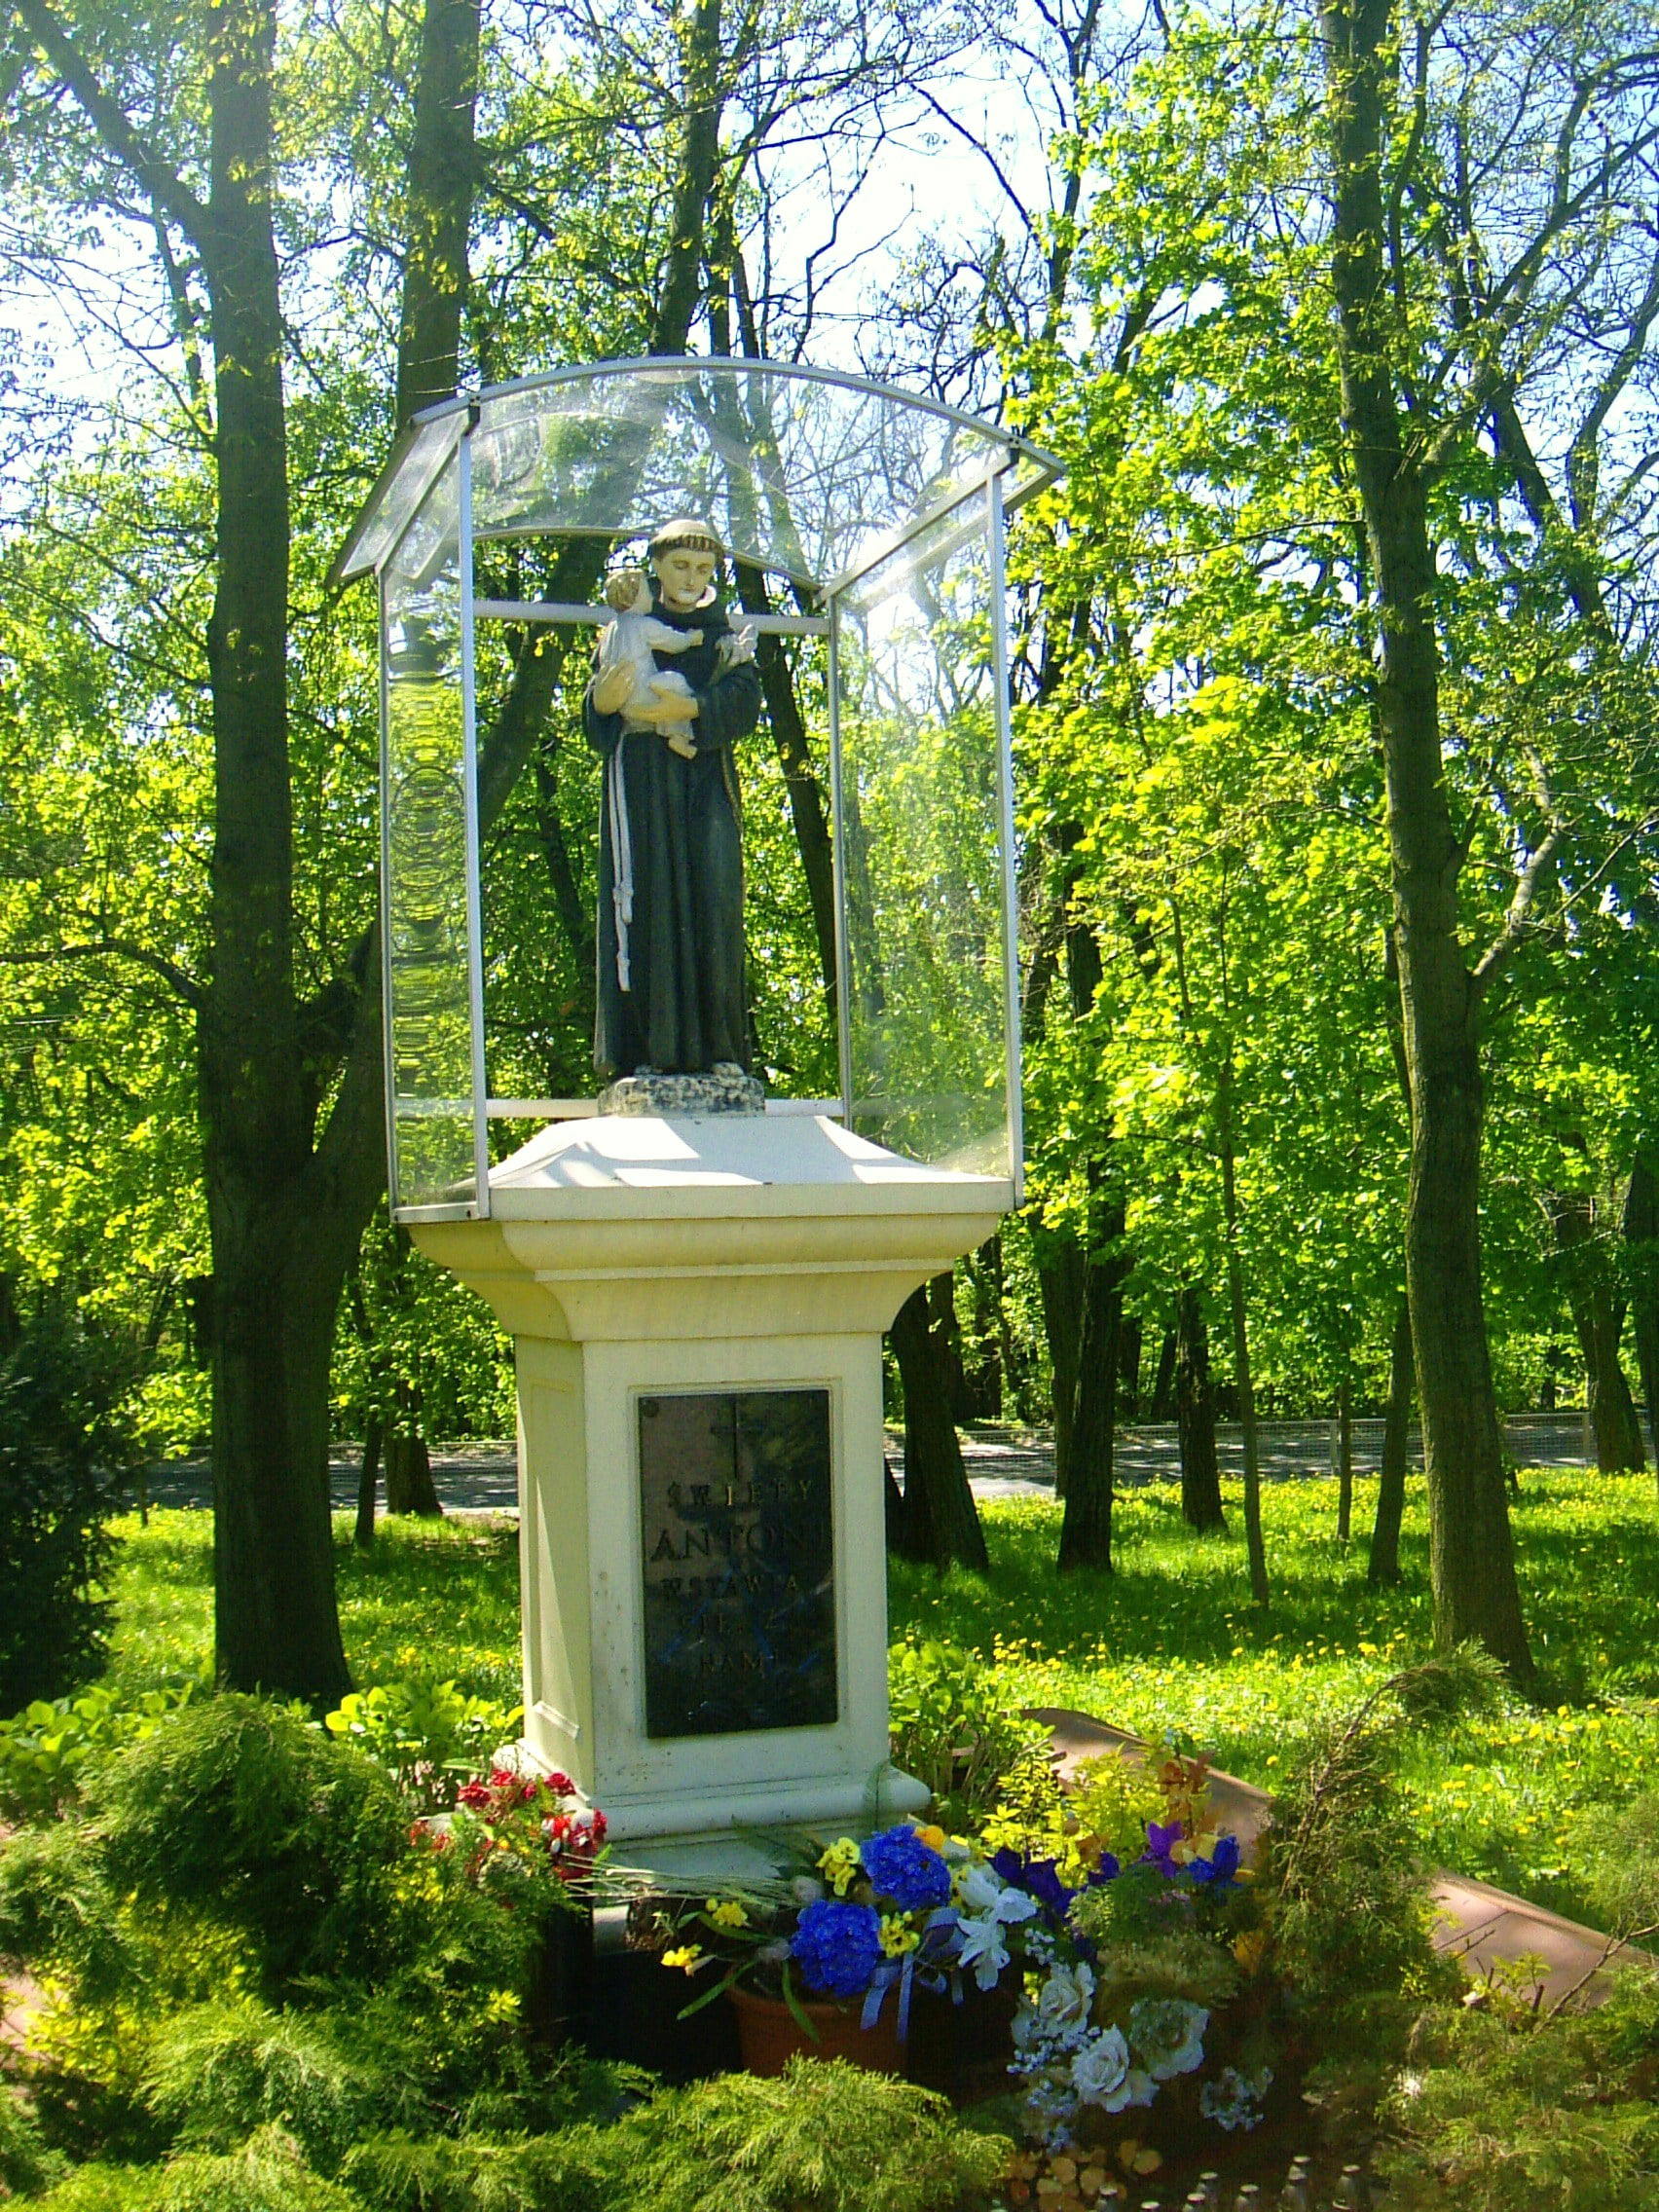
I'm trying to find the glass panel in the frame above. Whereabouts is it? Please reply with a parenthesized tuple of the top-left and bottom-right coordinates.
(338, 410, 467, 580)
(382, 452, 479, 1212)
(833, 485, 1014, 1177)
(460, 360, 1059, 591)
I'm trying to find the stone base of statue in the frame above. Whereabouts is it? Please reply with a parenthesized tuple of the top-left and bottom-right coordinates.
(412, 1111, 1010, 1876)
(597, 1064, 765, 1117)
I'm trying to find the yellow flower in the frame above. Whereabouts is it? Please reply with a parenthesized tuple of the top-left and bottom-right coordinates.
(706, 1898, 748, 1931)
(662, 1945, 706, 1973)
(818, 1838, 862, 1897)
(916, 1824, 947, 1853)
(879, 1913, 920, 1958)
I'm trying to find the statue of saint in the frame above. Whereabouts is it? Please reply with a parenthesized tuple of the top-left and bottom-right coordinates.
(584, 519, 763, 1080)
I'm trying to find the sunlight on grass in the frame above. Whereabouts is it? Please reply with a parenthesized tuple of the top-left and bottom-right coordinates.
(105, 1509, 522, 1706)
(101, 1466, 1659, 1926)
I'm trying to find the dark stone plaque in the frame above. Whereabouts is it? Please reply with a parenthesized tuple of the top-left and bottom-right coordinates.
(638, 1388, 836, 1739)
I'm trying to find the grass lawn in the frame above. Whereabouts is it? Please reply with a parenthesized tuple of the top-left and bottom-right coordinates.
(104, 1463, 1659, 1929)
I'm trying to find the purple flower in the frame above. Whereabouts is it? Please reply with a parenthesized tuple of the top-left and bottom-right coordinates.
(791, 1899, 883, 1999)
(1086, 1852, 1122, 1887)
(860, 1825, 952, 1912)
(1190, 1834, 1241, 1889)
(1141, 1821, 1184, 1878)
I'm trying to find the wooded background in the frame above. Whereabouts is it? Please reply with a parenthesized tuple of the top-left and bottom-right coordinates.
(2, 0, 1657, 1695)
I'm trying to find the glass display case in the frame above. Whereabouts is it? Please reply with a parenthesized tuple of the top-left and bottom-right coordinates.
(333, 358, 1060, 1219)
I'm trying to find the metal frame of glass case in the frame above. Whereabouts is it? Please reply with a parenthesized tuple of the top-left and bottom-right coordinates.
(333, 357, 1062, 1222)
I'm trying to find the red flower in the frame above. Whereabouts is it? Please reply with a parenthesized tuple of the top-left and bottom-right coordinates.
(545, 1771, 576, 1796)
(457, 1779, 492, 1810)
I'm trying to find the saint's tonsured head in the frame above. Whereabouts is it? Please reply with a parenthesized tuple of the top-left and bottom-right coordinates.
(647, 517, 723, 612)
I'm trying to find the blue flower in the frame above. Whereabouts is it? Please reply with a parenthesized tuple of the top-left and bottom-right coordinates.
(790, 1899, 883, 1999)
(1200, 2063, 1272, 2133)
(860, 1825, 952, 1912)
(991, 1846, 1076, 1920)
(1128, 1996, 1209, 2081)
(1190, 1834, 1241, 1889)
(1140, 1820, 1185, 1878)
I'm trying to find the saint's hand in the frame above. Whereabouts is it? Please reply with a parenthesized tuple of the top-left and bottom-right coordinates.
(638, 679, 699, 728)
(591, 654, 633, 716)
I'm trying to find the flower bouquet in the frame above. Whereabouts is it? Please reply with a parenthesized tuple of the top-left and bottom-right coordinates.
(410, 1764, 609, 1890)
(982, 1744, 1281, 2162)
(657, 1820, 1037, 2060)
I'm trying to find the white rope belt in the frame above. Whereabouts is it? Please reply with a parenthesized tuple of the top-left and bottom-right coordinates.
(607, 741, 635, 992)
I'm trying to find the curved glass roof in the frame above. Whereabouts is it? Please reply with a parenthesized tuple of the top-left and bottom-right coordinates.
(333, 356, 1061, 593)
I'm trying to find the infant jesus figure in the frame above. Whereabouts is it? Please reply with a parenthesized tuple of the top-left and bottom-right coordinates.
(597, 567, 703, 758)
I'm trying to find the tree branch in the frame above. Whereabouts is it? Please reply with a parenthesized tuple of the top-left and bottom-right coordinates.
(12, 0, 213, 252)
(0, 938, 203, 1010)
(1470, 822, 1562, 997)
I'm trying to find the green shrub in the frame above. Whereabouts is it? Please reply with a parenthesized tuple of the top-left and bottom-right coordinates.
(140, 2002, 369, 2172)
(149, 2127, 368, 2212)
(0, 2083, 66, 2196)
(86, 1696, 409, 1993)
(1376, 1970, 1659, 2209)
(0, 1682, 203, 1825)
(345, 2059, 1010, 2212)
(1262, 1657, 1485, 2105)
(887, 1635, 1048, 1827)
(3, 1696, 592, 2163)
(32, 2128, 369, 2212)
(0, 1320, 140, 1712)
(0, 1817, 133, 2002)
(27, 2168, 163, 2212)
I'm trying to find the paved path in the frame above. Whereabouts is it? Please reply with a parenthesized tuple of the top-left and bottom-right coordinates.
(135, 1413, 1605, 1516)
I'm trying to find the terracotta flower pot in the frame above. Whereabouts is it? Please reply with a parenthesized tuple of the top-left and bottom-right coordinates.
(728, 1983, 906, 2077)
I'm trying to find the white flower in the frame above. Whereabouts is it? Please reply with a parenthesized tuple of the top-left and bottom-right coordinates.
(957, 1862, 1041, 1924)
(1127, 1995, 1209, 2082)
(954, 1912, 1012, 1991)
(1071, 2026, 1156, 2113)
(1036, 1961, 1096, 2044)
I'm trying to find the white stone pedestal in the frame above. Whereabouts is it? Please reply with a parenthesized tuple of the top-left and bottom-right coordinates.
(413, 1113, 1008, 1863)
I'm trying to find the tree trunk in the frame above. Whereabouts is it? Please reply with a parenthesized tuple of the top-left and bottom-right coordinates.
(385, 1440, 442, 1515)
(1175, 1287, 1224, 1531)
(1150, 1325, 1178, 1420)
(1335, 1372, 1353, 1542)
(1624, 1156, 1659, 1474)
(888, 1282, 988, 1572)
(1117, 1315, 1142, 1419)
(1035, 1231, 1085, 1498)
(1321, 0, 1531, 1679)
(1216, 1073, 1268, 1604)
(929, 1272, 977, 1426)
(355, 1417, 381, 1552)
(1058, 1196, 1127, 1573)
(1549, 1190, 1645, 1472)
(393, 0, 479, 424)
(209, 1222, 351, 1701)
(1369, 1293, 1413, 1585)
(195, 0, 350, 1706)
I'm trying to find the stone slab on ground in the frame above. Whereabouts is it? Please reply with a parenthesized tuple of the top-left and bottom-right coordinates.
(1035, 1706, 1641, 2008)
